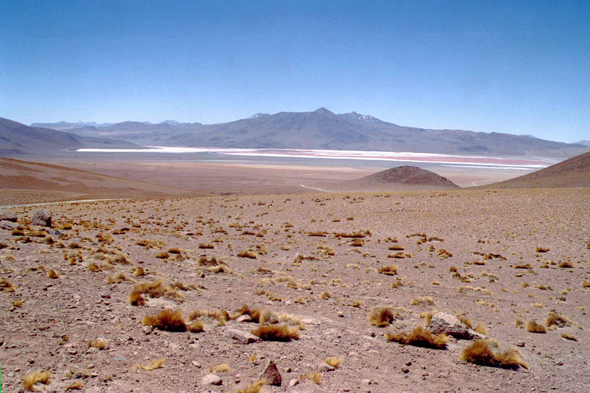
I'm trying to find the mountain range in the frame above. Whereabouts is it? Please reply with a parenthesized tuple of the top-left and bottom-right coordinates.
(32, 108, 588, 158)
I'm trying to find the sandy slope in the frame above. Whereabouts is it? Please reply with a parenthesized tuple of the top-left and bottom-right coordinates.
(0, 188, 588, 392)
(0, 158, 199, 204)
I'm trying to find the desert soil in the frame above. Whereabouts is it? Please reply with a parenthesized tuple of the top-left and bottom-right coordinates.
(1, 188, 589, 392)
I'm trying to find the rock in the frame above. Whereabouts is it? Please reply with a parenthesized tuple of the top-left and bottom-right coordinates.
(0, 221, 18, 230)
(32, 208, 51, 227)
(361, 379, 372, 385)
(202, 374, 223, 386)
(428, 312, 484, 340)
(0, 211, 17, 222)
(142, 325, 154, 335)
(236, 315, 252, 323)
(289, 378, 299, 387)
(192, 360, 201, 368)
(259, 359, 282, 386)
(224, 328, 262, 344)
(318, 362, 335, 372)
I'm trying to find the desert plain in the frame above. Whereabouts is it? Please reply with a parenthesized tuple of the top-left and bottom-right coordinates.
(0, 161, 589, 392)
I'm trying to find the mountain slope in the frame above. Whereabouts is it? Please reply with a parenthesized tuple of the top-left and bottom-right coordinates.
(163, 108, 587, 158)
(483, 150, 590, 189)
(0, 117, 137, 155)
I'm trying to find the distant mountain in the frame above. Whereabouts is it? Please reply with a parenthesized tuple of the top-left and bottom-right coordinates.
(163, 108, 588, 158)
(30, 109, 590, 158)
(31, 121, 113, 130)
(576, 140, 590, 146)
(0, 117, 137, 155)
(483, 150, 590, 189)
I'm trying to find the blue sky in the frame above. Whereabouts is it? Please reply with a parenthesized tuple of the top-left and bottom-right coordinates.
(1, 0, 589, 142)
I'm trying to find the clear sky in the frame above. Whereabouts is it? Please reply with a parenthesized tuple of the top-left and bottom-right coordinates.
(1, 0, 589, 142)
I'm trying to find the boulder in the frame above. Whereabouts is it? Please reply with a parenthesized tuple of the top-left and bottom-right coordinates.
(0, 221, 18, 230)
(259, 359, 282, 386)
(0, 211, 17, 222)
(32, 209, 51, 227)
(428, 312, 484, 340)
(224, 328, 262, 344)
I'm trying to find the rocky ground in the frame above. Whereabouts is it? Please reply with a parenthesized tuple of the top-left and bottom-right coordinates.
(0, 188, 589, 392)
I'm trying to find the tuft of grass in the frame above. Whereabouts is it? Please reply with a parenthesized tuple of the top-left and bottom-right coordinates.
(234, 305, 262, 322)
(23, 370, 51, 391)
(474, 324, 488, 335)
(134, 358, 165, 371)
(460, 340, 529, 370)
(368, 307, 394, 327)
(581, 280, 590, 288)
(47, 269, 59, 279)
(325, 357, 342, 368)
(378, 265, 398, 276)
(0, 278, 16, 292)
(237, 380, 264, 393)
(386, 326, 448, 349)
(209, 363, 230, 372)
(87, 338, 107, 350)
(561, 332, 577, 341)
(188, 321, 205, 333)
(238, 250, 257, 259)
(536, 247, 550, 253)
(546, 312, 570, 328)
(65, 380, 84, 390)
(559, 261, 574, 268)
(251, 324, 300, 341)
(526, 319, 547, 333)
(410, 296, 435, 306)
(142, 309, 187, 332)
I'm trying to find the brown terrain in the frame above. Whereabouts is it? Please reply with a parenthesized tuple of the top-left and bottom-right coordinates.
(0, 158, 197, 205)
(0, 152, 589, 392)
(483, 150, 590, 189)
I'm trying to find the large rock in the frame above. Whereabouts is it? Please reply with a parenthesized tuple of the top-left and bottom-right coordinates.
(428, 312, 483, 340)
(259, 359, 282, 386)
(201, 374, 223, 386)
(32, 209, 51, 227)
(224, 328, 262, 344)
(0, 221, 18, 230)
(0, 211, 17, 222)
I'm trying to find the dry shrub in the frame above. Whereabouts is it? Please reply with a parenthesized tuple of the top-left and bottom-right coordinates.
(536, 247, 549, 253)
(133, 267, 146, 277)
(198, 256, 224, 266)
(65, 380, 84, 390)
(559, 261, 574, 268)
(235, 305, 261, 322)
(142, 309, 187, 332)
(155, 251, 169, 259)
(129, 279, 166, 305)
(87, 338, 107, 350)
(410, 296, 434, 306)
(238, 250, 257, 259)
(320, 291, 332, 300)
(351, 238, 364, 247)
(437, 249, 453, 258)
(387, 326, 448, 349)
(378, 265, 398, 276)
(325, 357, 342, 368)
(474, 324, 488, 335)
(581, 279, 590, 288)
(12, 299, 24, 307)
(388, 252, 411, 259)
(209, 363, 230, 372)
(561, 332, 577, 341)
(251, 324, 300, 341)
(0, 278, 16, 292)
(460, 340, 528, 370)
(23, 370, 50, 391)
(88, 263, 101, 272)
(189, 308, 228, 326)
(188, 321, 205, 333)
(546, 312, 570, 328)
(237, 380, 264, 393)
(457, 316, 473, 328)
(368, 307, 395, 327)
(198, 243, 215, 249)
(388, 244, 405, 250)
(526, 319, 547, 333)
(134, 358, 165, 371)
(106, 272, 133, 284)
(47, 269, 59, 279)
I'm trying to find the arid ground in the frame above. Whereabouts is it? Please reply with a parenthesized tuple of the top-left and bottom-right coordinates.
(1, 186, 589, 392)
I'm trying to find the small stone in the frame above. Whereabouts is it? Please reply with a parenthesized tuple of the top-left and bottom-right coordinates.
(224, 328, 262, 344)
(142, 325, 154, 335)
(0, 211, 17, 222)
(259, 359, 282, 386)
(202, 374, 223, 386)
(402, 367, 410, 374)
(236, 315, 252, 323)
(192, 361, 201, 368)
(0, 221, 18, 230)
(405, 361, 412, 366)
(289, 379, 299, 387)
(361, 379, 372, 385)
(318, 362, 336, 372)
(516, 341, 525, 347)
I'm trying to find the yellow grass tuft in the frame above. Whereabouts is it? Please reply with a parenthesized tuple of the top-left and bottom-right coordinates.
(378, 265, 398, 276)
(87, 338, 107, 350)
(188, 321, 205, 333)
(65, 380, 84, 390)
(47, 269, 59, 279)
(238, 250, 257, 259)
(325, 357, 342, 368)
(546, 312, 570, 328)
(410, 296, 435, 306)
(23, 370, 51, 391)
(235, 305, 261, 322)
(0, 278, 16, 292)
(142, 309, 187, 332)
(237, 380, 264, 393)
(134, 358, 165, 371)
(561, 332, 577, 341)
(386, 326, 448, 349)
(460, 340, 529, 370)
(209, 363, 230, 372)
(526, 319, 547, 333)
(368, 306, 395, 327)
(251, 324, 300, 341)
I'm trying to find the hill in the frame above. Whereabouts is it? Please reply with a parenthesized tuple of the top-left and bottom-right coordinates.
(0, 158, 198, 205)
(483, 150, 590, 189)
(36, 109, 588, 158)
(320, 165, 459, 192)
(0, 117, 137, 155)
